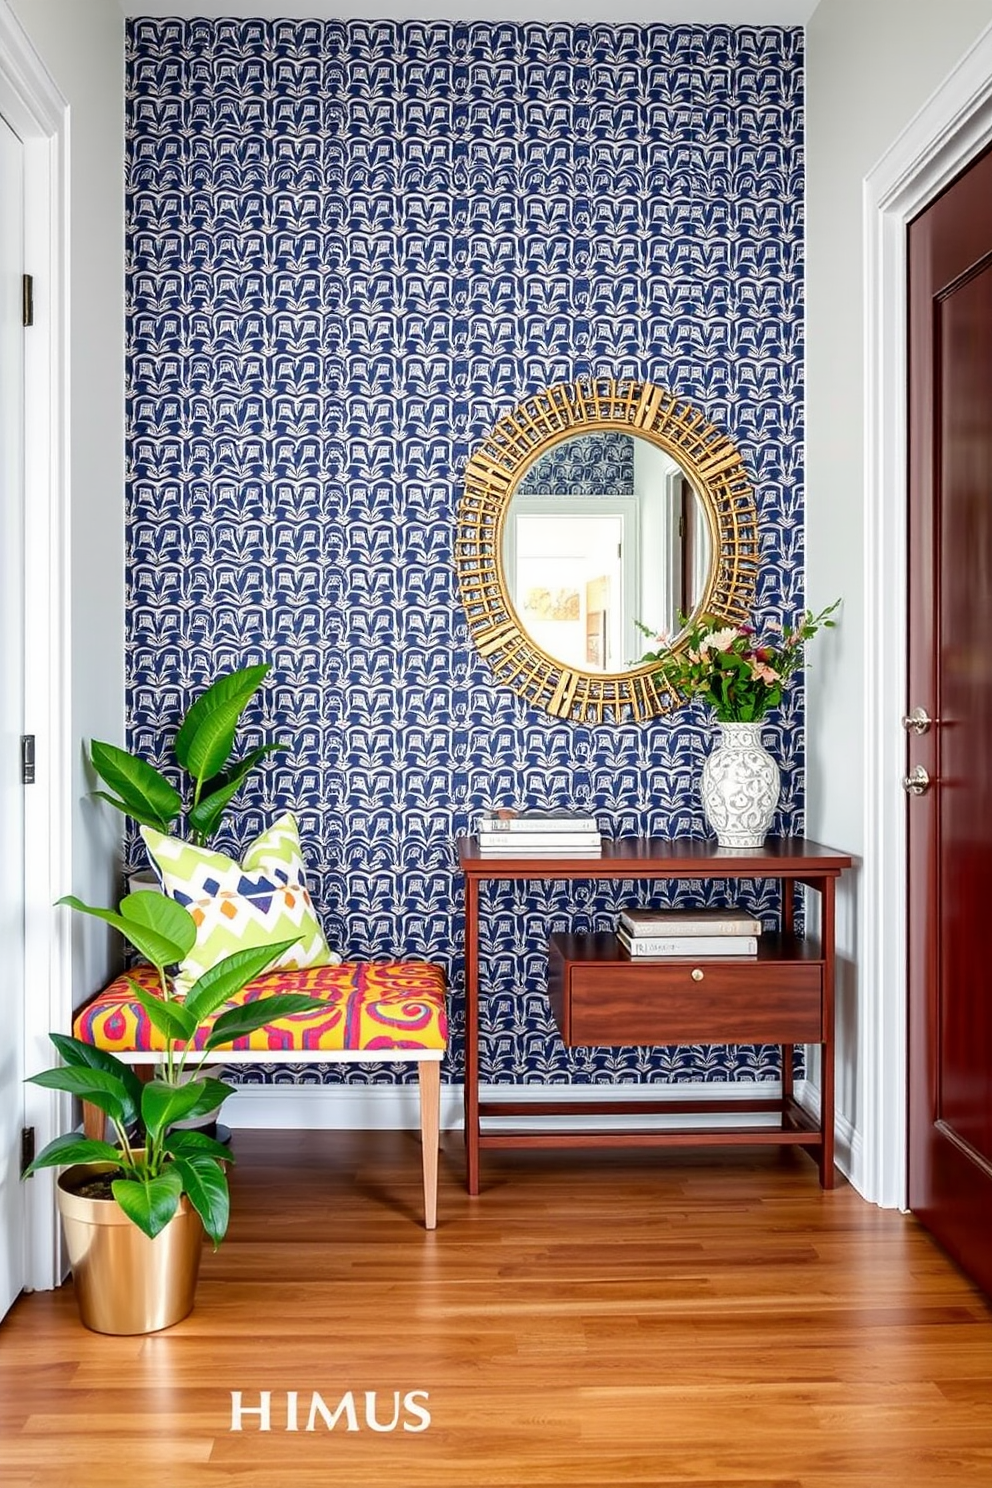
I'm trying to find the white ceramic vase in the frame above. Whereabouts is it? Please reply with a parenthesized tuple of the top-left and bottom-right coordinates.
(701, 720, 780, 848)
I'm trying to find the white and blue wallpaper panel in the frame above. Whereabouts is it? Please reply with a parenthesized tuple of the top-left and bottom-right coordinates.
(126, 19, 805, 1088)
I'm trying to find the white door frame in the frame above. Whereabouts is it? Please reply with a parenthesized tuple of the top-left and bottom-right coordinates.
(0, 2, 71, 1291)
(862, 23, 992, 1210)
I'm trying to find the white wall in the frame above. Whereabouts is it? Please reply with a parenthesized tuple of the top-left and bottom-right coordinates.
(7, 0, 125, 993)
(804, 0, 992, 1173)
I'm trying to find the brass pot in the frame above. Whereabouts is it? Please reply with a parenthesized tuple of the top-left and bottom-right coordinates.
(57, 1162, 204, 1335)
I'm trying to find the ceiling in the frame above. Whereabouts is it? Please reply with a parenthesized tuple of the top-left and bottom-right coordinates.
(122, 2, 818, 24)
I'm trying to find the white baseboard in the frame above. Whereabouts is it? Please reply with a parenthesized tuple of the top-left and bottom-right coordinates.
(795, 1078, 862, 1192)
(223, 1082, 464, 1132)
(223, 1079, 813, 1134)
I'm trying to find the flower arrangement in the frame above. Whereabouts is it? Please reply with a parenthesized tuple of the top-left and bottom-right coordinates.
(639, 600, 841, 723)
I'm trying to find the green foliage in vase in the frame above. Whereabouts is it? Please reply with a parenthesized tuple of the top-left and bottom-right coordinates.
(639, 600, 841, 722)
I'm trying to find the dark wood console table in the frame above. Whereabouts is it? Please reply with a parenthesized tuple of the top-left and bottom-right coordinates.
(456, 836, 853, 1196)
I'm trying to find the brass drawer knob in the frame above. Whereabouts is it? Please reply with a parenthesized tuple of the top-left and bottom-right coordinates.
(691, 968, 704, 982)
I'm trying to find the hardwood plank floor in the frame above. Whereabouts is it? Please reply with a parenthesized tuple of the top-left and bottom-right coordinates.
(2, 1129, 990, 1488)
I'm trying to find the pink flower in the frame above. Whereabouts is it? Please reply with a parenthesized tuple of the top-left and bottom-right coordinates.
(750, 661, 780, 685)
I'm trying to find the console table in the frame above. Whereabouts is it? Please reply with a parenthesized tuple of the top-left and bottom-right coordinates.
(456, 836, 853, 1196)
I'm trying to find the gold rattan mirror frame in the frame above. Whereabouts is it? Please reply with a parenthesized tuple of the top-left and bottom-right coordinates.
(455, 378, 759, 723)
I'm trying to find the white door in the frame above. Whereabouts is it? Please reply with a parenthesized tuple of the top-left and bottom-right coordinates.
(0, 111, 27, 1320)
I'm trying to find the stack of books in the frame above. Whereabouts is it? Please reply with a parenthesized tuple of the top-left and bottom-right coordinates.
(475, 808, 602, 857)
(617, 906, 762, 958)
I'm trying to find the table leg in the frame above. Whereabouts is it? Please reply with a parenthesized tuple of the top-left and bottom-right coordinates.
(464, 875, 481, 1195)
(819, 876, 837, 1188)
(781, 879, 795, 1114)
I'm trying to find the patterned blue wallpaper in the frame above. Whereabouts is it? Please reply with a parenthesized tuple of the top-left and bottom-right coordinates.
(517, 432, 635, 496)
(126, 19, 805, 1089)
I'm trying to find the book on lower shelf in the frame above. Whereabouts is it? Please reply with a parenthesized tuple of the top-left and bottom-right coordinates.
(477, 808, 598, 834)
(616, 928, 758, 957)
(619, 906, 762, 938)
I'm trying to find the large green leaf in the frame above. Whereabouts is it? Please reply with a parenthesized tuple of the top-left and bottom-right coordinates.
(126, 976, 197, 1045)
(177, 1077, 233, 1122)
(119, 892, 198, 959)
(187, 743, 286, 840)
(57, 895, 191, 973)
(26, 1066, 130, 1127)
(140, 1078, 214, 1142)
(174, 665, 269, 778)
(92, 790, 179, 834)
(112, 1165, 183, 1239)
(205, 993, 325, 1051)
(89, 741, 181, 830)
(164, 1129, 234, 1165)
(141, 1077, 232, 1142)
(184, 695, 256, 788)
(183, 937, 300, 1022)
(47, 1033, 144, 1123)
(172, 1154, 230, 1247)
(24, 1132, 124, 1175)
(187, 774, 251, 842)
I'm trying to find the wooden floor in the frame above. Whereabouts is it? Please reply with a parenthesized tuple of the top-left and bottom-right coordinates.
(2, 1129, 991, 1488)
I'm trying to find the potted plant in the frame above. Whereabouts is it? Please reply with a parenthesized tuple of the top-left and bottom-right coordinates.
(90, 662, 284, 850)
(25, 890, 319, 1334)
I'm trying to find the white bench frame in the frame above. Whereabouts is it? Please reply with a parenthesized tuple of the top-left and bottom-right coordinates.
(82, 1048, 442, 1229)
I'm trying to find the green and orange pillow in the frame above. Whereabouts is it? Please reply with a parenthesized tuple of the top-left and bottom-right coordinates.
(140, 812, 337, 995)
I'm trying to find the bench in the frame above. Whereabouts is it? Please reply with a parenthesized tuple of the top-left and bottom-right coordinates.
(72, 960, 448, 1229)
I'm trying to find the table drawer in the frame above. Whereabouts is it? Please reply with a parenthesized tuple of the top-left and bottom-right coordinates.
(552, 958, 823, 1047)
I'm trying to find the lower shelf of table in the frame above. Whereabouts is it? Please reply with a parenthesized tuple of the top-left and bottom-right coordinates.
(474, 1093, 828, 1168)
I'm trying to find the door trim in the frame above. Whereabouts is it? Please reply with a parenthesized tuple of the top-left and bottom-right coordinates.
(0, 4, 71, 1291)
(863, 21, 992, 1210)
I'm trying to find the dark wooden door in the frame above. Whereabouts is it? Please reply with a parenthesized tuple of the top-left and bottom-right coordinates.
(907, 145, 992, 1298)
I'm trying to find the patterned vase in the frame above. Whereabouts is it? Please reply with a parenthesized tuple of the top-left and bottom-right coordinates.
(701, 720, 781, 848)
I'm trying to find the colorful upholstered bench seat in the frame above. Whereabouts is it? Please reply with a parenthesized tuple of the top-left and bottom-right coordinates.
(73, 960, 448, 1228)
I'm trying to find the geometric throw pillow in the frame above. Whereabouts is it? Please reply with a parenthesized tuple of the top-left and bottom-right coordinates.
(139, 812, 338, 996)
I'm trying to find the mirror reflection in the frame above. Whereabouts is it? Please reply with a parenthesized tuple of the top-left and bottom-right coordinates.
(500, 432, 713, 675)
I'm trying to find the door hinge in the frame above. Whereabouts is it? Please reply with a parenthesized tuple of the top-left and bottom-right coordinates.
(22, 273, 34, 327)
(21, 734, 35, 785)
(21, 1126, 36, 1176)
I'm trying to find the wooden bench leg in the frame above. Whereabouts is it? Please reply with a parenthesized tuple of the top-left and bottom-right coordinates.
(82, 1101, 105, 1141)
(418, 1061, 440, 1230)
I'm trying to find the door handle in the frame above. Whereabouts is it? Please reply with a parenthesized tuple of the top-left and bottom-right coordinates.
(903, 765, 931, 796)
(902, 706, 933, 735)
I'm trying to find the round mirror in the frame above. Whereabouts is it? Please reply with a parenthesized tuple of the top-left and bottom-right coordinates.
(456, 378, 758, 723)
(501, 432, 713, 675)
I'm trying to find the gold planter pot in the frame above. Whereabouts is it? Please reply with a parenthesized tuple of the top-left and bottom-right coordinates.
(57, 1162, 204, 1335)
